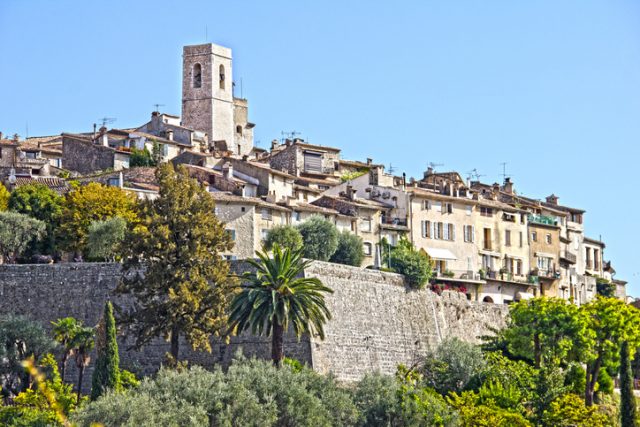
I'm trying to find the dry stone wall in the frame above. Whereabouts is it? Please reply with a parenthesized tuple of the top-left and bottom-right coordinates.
(0, 261, 507, 388)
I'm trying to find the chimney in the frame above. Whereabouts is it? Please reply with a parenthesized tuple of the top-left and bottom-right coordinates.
(423, 167, 433, 179)
(222, 161, 234, 180)
(366, 158, 372, 165)
(271, 139, 279, 150)
(346, 185, 356, 200)
(167, 130, 174, 141)
(92, 123, 97, 140)
(285, 139, 292, 147)
(99, 126, 108, 146)
(503, 177, 514, 194)
(546, 194, 559, 205)
(12, 133, 20, 142)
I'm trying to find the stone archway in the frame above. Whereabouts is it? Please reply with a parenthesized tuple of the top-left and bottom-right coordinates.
(482, 296, 494, 304)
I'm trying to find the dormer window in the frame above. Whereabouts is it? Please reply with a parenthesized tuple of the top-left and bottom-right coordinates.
(193, 63, 202, 88)
(219, 64, 225, 90)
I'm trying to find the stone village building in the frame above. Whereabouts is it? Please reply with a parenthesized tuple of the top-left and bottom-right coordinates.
(4, 41, 627, 304)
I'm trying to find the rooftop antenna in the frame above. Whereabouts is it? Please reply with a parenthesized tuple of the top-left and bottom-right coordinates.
(98, 117, 116, 128)
(153, 103, 165, 113)
(467, 168, 486, 182)
(388, 163, 396, 174)
(500, 162, 514, 183)
(428, 162, 444, 172)
(280, 130, 301, 143)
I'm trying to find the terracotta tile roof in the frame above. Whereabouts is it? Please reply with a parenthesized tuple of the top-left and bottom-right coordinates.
(287, 202, 346, 216)
(14, 177, 70, 194)
(209, 192, 290, 211)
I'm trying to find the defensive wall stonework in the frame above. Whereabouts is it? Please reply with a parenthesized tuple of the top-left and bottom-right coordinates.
(0, 262, 507, 389)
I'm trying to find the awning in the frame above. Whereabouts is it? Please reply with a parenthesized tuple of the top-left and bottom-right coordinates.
(515, 292, 534, 301)
(425, 248, 457, 261)
(535, 252, 555, 258)
(479, 250, 501, 258)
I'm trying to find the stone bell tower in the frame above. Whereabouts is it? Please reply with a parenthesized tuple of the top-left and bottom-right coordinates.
(181, 43, 235, 153)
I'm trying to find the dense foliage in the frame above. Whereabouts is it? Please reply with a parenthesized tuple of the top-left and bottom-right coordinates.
(129, 147, 156, 167)
(57, 182, 139, 256)
(264, 224, 304, 252)
(387, 238, 433, 288)
(296, 215, 339, 261)
(620, 341, 637, 427)
(330, 230, 365, 266)
(86, 216, 127, 261)
(0, 211, 46, 263)
(117, 163, 235, 362)
(0, 183, 9, 211)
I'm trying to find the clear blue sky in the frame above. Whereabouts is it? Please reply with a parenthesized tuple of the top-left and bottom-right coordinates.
(2, 1, 639, 294)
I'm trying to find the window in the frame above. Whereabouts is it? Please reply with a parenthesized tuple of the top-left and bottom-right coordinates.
(422, 200, 431, 210)
(421, 220, 431, 238)
(516, 259, 522, 276)
(303, 151, 322, 173)
(261, 229, 269, 240)
(537, 256, 551, 271)
(435, 222, 444, 239)
(463, 225, 474, 243)
(594, 249, 600, 270)
(435, 260, 446, 273)
(25, 151, 37, 159)
(443, 223, 450, 240)
(363, 242, 372, 256)
(480, 207, 494, 217)
(241, 207, 246, 212)
(193, 63, 202, 88)
(226, 229, 236, 241)
(261, 208, 272, 220)
(519, 231, 523, 248)
(219, 64, 226, 90)
(434, 202, 442, 213)
(236, 125, 243, 135)
(223, 255, 238, 261)
(293, 211, 301, 222)
(483, 228, 492, 250)
(531, 231, 537, 242)
(360, 218, 372, 232)
(586, 248, 592, 269)
(466, 205, 472, 216)
(505, 230, 511, 247)
(443, 203, 453, 214)
(107, 177, 120, 187)
(545, 234, 552, 244)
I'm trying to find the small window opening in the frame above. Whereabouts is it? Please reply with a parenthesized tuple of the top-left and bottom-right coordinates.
(219, 64, 225, 90)
(193, 63, 202, 88)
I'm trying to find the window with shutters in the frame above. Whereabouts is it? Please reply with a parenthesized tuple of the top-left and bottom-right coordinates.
(422, 200, 431, 210)
(480, 207, 494, 217)
(531, 231, 537, 242)
(360, 218, 372, 232)
(505, 230, 511, 247)
(519, 231, 523, 247)
(363, 242, 372, 256)
(449, 224, 455, 241)
(443, 223, 450, 240)
(464, 225, 474, 243)
(303, 151, 322, 172)
(261, 208, 272, 220)
(466, 205, 472, 216)
(446, 203, 453, 214)
(483, 228, 492, 250)
(421, 220, 431, 238)
(546, 234, 552, 244)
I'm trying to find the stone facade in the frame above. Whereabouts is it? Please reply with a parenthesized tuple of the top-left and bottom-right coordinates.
(0, 262, 507, 386)
(62, 134, 115, 174)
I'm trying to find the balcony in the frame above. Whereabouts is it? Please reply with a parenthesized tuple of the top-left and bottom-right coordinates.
(531, 268, 560, 280)
(560, 250, 577, 264)
(380, 215, 408, 228)
(433, 269, 484, 283)
(528, 214, 557, 226)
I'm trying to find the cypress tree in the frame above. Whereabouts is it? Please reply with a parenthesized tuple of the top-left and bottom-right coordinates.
(91, 301, 120, 400)
(620, 340, 637, 427)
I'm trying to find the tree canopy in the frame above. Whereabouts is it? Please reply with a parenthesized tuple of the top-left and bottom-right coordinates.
(296, 216, 339, 261)
(57, 182, 139, 255)
(330, 230, 365, 267)
(0, 211, 46, 263)
(117, 163, 235, 362)
(264, 224, 303, 252)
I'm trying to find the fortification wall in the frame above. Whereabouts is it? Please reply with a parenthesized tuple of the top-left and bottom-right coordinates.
(0, 262, 507, 388)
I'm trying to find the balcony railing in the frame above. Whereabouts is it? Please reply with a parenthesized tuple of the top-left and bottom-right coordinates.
(528, 214, 557, 226)
(380, 216, 408, 227)
(560, 250, 577, 264)
(434, 270, 483, 281)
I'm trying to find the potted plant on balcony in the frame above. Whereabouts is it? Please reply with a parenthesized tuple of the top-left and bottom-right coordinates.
(442, 270, 455, 278)
(478, 268, 486, 280)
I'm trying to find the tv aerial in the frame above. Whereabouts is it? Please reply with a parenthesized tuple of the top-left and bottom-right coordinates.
(98, 117, 116, 128)
(388, 163, 396, 174)
(153, 103, 165, 113)
(281, 130, 301, 143)
(467, 168, 486, 181)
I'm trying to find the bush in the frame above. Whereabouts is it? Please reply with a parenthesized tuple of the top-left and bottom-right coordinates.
(352, 373, 399, 426)
(421, 337, 485, 395)
(129, 147, 155, 167)
(0, 211, 46, 263)
(86, 217, 127, 261)
(0, 184, 10, 211)
(564, 362, 586, 396)
(74, 356, 359, 427)
(541, 393, 610, 427)
(389, 239, 433, 288)
(330, 231, 365, 266)
(296, 216, 339, 261)
(264, 225, 303, 252)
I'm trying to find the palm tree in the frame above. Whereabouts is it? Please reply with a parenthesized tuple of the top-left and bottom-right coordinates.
(51, 317, 79, 383)
(72, 326, 95, 402)
(229, 244, 334, 367)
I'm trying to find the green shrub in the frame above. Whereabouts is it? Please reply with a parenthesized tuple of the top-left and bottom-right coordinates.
(564, 362, 586, 396)
(541, 393, 610, 427)
(86, 217, 127, 261)
(421, 337, 485, 395)
(389, 238, 433, 288)
(264, 225, 303, 252)
(296, 216, 339, 261)
(352, 373, 400, 426)
(330, 230, 365, 266)
(129, 147, 155, 167)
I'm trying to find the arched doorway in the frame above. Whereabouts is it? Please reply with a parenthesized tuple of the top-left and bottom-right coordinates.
(482, 296, 494, 304)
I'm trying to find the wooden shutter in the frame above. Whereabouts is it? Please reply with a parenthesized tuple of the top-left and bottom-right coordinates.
(303, 151, 322, 172)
